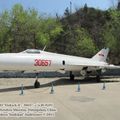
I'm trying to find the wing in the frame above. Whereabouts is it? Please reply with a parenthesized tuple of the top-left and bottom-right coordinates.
(67, 63, 120, 71)
(103, 64, 120, 69)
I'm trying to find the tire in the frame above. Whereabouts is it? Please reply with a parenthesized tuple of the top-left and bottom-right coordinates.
(70, 74, 75, 80)
(96, 75, 101, 83)
(34, 80, 40, 88)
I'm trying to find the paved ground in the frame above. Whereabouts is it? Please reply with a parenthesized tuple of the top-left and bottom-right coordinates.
(0, 77, 120, 120)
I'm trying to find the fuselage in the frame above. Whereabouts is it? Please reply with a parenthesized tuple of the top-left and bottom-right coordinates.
(0, 50, 107, 72)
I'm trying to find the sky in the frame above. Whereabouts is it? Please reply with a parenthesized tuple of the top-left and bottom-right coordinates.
(0, 0, 118, 16)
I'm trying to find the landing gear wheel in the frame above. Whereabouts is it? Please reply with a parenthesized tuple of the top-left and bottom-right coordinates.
(96, 75, 101, 83)
(34, 73, 40, 88)
(34, 79, 40, 88)
(70, 71, 75, 80)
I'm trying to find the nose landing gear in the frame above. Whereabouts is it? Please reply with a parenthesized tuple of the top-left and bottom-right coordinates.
(34, 73, 40, 88)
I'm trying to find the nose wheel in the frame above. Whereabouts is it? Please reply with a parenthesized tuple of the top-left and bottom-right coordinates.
(34, 73, 40, 88)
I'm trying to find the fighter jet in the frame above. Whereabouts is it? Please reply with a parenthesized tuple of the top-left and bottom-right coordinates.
(0, 48, 119, 87)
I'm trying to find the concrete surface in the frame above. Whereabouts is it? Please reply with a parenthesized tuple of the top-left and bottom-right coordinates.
(0, 77, 120, 120)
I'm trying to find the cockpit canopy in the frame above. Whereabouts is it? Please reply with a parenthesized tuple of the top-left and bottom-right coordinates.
(21, 49, 41, 54)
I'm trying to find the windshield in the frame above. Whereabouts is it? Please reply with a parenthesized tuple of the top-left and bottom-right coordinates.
(21, 49, 41, 54)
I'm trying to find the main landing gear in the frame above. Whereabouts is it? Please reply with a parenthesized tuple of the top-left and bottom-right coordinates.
(96, 75, 101, 83)
(70, 71, 75, 80)
(34, 73, 40, 88)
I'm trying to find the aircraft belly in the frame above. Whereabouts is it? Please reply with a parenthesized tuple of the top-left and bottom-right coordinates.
(0, 58, 62, 71)
(0, 61, 82, 72)
(65, 65, 83, 71)
(0, 63, 61, 71)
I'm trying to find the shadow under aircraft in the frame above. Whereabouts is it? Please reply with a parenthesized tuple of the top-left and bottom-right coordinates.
(0, 77, 119, 93)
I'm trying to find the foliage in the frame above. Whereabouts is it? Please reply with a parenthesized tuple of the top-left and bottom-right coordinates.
(0, 4, 62, 52)
(103, 9, 120, 64)
(0, 3, 119, 64)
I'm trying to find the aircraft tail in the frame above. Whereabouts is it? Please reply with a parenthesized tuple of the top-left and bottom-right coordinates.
(92, 48, 109, 62)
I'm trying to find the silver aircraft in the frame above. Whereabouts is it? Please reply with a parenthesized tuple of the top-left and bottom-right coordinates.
(0, 48, 119, 87)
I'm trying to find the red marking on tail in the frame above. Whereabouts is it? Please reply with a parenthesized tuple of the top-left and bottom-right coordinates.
(99, 53, 104, 57)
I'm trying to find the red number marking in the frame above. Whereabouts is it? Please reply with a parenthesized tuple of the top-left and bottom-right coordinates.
(34, 59, 51, 66)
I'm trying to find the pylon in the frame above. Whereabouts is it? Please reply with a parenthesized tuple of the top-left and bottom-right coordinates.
(77, 82, 80, 92)
(102, 82, 106, 90)
(20, 84, 24, 95)
(50, 82, 54, 94)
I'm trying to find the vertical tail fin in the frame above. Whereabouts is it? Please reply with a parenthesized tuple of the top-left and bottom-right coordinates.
(92, 48, 109, 62)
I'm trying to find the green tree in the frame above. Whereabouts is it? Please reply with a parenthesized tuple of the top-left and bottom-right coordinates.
(74, 28, 97, 57)
(103, 9, 120, 64)
(8, 4, 63, 52)
(36, 17, 63, 49)
(10, 4, 40, 52)
(0, 11, 10, 52)
(64, 27, 97, 57)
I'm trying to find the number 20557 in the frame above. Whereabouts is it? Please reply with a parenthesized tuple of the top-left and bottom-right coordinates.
(34, 59, 51, 66)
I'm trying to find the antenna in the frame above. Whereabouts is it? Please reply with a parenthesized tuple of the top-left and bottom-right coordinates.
(43, 45, 47, 51)
(70, 1, 72, 14)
